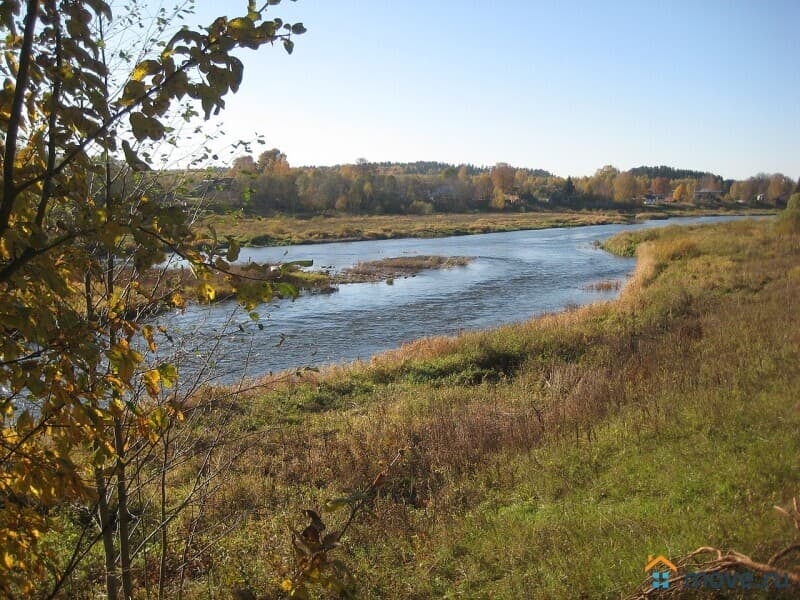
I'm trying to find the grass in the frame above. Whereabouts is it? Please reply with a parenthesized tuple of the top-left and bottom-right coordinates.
(201, 211, 631, 246)
(583, 278, 623, 292)
(333, 255, 472, 283)
(200, 208, 776, 247)
(634, 210, 670, 220)
(46, 216, 800, 598)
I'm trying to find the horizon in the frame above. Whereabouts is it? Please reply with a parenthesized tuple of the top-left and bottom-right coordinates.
(153, 1, 798, 181)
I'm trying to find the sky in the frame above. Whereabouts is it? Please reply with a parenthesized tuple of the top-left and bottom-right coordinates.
(156, 0, 798, 180)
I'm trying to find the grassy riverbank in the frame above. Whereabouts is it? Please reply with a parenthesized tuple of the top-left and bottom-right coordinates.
(49, 216, 800, 598)
(201, 208, 776, 247)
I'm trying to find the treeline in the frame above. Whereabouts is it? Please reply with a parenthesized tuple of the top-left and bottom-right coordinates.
(173, 151, 799, 215)
(629, 165, 716, 180)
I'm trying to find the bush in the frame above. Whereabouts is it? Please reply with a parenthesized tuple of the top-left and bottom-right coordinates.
(408, 200, 435, 215)
(776, 193, 800, 235)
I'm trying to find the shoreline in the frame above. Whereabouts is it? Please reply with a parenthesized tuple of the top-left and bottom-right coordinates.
(201, 208, 776, 248)
(226, 231, 644, 389)
(196, 214, 774, 387)
(51, 217, 800, 597)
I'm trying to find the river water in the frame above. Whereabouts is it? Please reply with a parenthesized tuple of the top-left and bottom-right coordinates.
(153, 216, 748, 384)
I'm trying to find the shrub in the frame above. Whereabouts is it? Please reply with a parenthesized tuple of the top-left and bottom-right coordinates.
(776, 193, 800, 235)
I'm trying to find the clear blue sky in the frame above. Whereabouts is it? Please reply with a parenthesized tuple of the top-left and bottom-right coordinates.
(179, 0, 799, 180)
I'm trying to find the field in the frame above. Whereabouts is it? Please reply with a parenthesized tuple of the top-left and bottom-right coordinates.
(47, 217, 800, 598)
(199, 208, 775, 247)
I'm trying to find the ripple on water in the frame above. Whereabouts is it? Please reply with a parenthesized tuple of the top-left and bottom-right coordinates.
(151, 216, 753, 383)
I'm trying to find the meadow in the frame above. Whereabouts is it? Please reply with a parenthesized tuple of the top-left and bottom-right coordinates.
(198, 208, 774, 247)
(48, 216, 800, 598)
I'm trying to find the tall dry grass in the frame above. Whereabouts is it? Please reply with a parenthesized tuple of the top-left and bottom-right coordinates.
(48, 217, 800, 598)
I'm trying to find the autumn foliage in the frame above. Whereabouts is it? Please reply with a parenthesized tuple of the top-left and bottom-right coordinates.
(0, 1, 304, 596)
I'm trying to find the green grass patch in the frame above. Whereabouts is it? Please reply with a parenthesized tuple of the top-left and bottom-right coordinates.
(45, 216, 800, 598)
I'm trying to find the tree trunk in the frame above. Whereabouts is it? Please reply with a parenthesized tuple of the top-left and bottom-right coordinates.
(114, 418, 134, 599)
(95, 465, 120, 600)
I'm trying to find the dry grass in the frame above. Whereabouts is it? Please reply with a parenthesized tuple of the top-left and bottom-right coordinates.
(201, 209, 777, 247)
(47, 216, 800, 598)
(201, 211, 632, 246)
(583, 278, 623, 292)
(334, 255, 471, 283)
(635, 211, 670, 220)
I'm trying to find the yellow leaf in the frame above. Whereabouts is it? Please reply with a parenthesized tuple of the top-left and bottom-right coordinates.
(109, 397, 125, 416)
(3, 553, 13, 568)
(142, 325, 156, 352)
(199, 283, 215, 302)
(170, 292, 186, 309)
(132, 59, 160, 81)
(143, 369, 161, 398)
(323, 498, 349, 512)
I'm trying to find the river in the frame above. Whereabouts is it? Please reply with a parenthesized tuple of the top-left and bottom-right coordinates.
(153, 216, 751, 385)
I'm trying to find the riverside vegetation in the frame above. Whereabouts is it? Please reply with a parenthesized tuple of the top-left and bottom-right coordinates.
(3, 2, 796, 598)
(333, 255, 472, 284)
(43, 212, 800, 598)
(198, 207, 774, 247)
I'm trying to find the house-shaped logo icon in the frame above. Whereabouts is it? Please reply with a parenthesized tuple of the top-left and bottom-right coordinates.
(645, 555, 678, 590)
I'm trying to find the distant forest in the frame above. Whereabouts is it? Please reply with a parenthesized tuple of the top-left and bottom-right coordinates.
(165, 152, 799, 216)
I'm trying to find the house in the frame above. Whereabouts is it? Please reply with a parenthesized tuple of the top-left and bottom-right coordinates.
(643, 194, 664, 206)
(694, 188, 723, 202)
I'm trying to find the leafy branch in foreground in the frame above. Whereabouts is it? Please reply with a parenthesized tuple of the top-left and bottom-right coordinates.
(0, 0, 306, 597)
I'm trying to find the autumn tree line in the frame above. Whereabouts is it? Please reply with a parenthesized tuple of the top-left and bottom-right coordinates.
(174, 152, 799, 215)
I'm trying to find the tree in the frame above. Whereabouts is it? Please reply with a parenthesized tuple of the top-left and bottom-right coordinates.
(728, 181, 743, 202)
(257, 148, 290, 174)
(491, 186, 507, 210)
(699, 173, 722, 192)
(563, 176, 576, 198)
(767, 174, 791, 205)
(490, 162, 515, 194)
(613, 171, 637, 202)
(231, 155, 258, 175)
(440, 166, 457, 180)
(473, 174, 494, 209)
(651, 177, 671, 196)
(589, 165, 619, 199)
(0, 1, 305, 596)
(673, 183, 687, 202)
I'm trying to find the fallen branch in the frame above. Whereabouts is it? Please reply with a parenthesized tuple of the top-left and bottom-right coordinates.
(628, 497, 800, 598)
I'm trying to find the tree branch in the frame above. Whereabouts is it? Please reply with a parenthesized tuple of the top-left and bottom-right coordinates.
(0, 231, 81, 285)
(0, 0, 40, 238)
(36, 3, 62, 228)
